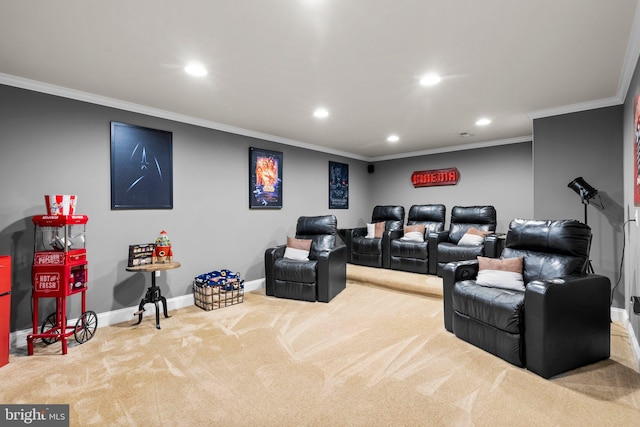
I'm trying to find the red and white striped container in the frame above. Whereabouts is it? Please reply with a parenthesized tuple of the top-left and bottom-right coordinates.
(44, 195, 77, 216)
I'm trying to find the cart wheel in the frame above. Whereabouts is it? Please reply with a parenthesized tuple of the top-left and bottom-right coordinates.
(40, 312, 60, 345)
(74, 311, 97, 344)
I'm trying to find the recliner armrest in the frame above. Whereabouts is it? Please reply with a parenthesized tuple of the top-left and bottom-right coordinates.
(442, 260, 479, 332)
(430, 230, 450, 245)
(316, 244, 348, 302)
(342, 227, 366, 263)
(524, 273, 611, 378)
(382, 229, 404, 268)
(348, 227, 367, 237)
(386, 229, 403, 239)
(427, 231, 450, 274)
(484, 233, 505, 258)
(264, 245, 286, 296)
(342, 227, 367, 245)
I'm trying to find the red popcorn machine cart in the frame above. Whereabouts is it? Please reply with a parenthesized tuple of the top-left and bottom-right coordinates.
(27, 215, 97, 355)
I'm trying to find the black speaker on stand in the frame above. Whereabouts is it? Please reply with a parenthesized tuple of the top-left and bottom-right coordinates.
(367, 164, 375, 174)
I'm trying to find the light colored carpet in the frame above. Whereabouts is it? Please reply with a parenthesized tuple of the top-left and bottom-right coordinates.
(346, 264, 443, 298)
(1, 265, 639, 426)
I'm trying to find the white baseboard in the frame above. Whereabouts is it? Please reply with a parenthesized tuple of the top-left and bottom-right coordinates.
(612, 307, 640, 372)
(245, 278, 264, 293)
(10, 278, 265, 349)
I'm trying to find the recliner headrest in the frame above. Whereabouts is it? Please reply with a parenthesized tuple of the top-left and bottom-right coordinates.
(451, 205, 496, 225)
(408, 204, 446, 223)
(296, 215, 337, 236)
(505, 218, 591, 258)
(372, 205, 405, 222)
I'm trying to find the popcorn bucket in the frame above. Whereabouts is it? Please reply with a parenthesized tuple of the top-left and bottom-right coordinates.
(44, 194, 77, 215)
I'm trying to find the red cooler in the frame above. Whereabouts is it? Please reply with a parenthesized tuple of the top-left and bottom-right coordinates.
(0, 256, 10, 368)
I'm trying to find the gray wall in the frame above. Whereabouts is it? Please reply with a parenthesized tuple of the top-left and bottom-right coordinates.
(0, 83, 537, 335)
(0, 84, 370, 330)
(533, 106, 625, 307)
(371, 142, 534, 233)
(1, 77, 635, 344)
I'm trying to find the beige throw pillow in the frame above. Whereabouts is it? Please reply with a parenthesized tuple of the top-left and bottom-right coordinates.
(476, 256, 525, 291)
(458, 233, 484, 245)
(458, 227, 492, 246)
(374, 222, 385, 238)
(401, 224, 426, 242)
(284, 236, 312, 260)
(405, 224, 426, 234)
(467, 227, 492, 236)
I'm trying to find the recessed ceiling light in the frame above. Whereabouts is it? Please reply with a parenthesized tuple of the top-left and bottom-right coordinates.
(475, 118, 491, 126)
(420, 73, 442, 86)
(184, 63, 208, 77)
(387, 134, 400, 143)
(313, 108, 329, 118)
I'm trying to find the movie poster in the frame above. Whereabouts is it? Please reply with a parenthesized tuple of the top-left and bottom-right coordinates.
(110, 121, 173, 210)
(329, 161, 349, 209)
(249, 147, 282, 209)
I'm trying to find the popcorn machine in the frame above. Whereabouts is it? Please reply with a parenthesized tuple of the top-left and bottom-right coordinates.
(28, 215, 97, 355)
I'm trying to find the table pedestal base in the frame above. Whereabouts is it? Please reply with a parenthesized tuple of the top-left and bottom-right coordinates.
(134, 276, 170, 329)
(126, 261, 180, 330)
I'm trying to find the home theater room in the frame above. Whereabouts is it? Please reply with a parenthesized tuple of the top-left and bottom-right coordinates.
(2, 1, 640, 426)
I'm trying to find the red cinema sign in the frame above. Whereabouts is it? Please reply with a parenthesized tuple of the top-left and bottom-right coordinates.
(411, 167, 460, 188)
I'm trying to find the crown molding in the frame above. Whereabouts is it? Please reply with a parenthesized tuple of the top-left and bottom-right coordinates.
(371, 136, 532, 162)
(528, 96, 622, 120)
(0, 73, 370, 162)
(0, 72, 530, 163)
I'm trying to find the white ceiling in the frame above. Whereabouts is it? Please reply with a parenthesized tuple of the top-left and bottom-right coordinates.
(1, 0, 639, 161)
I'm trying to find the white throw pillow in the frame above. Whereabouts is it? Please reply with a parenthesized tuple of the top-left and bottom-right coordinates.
(476, 269, 525, 291)
(284, 246, 310, 261)
(365, 223, 376, 238)
(401, 231, 424, 242)
(458, 233, 484, 246)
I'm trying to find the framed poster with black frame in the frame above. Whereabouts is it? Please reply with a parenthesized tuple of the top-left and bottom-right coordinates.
(329, 161, 349, 209)
(110, 121, 173, 210)
(249, 147, 283, 209)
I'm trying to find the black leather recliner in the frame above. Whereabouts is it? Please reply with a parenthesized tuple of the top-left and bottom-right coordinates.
(442, 218, 611, 379)
(265, 215, 347, 302)
(389, 204, 446, 274)
(344, 205, 405, 268)
(429, 205, 499, 276)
